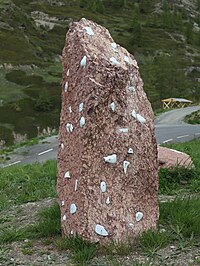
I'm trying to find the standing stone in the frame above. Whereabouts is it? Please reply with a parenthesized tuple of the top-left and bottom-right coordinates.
(57, 18, 159, 243)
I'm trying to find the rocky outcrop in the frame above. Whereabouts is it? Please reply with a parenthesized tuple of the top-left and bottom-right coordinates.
(158, 146, 193, 169)
(57, 18, 159, 243)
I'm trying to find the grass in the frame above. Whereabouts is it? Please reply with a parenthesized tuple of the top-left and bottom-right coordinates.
(55, 234, 97, 265)
(0, 140, 200, 264)
(159, 139, 200, 194)
(0, 0, 200, 145)
(159, 197, 200, 238)
(184, 110, 200, 124)
(28, 203, 61, 238)
(0, 160, 57, 210)
(166, 139, 200, 170)
(158, 164, 198, 195)
(0, 203, 60, 244)
(139, 230, 170, 256)
(101, 239, 135, 257)
(0, 227, 29, 243)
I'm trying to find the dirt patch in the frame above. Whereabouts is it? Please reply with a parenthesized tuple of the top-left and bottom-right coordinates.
(1, 198, 56, 229)
(1, 198, 200, 266)
(2, 240, 72, 266)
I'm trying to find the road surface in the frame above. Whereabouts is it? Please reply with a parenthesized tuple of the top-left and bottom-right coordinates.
(155, 106, 200, 144)
(1, 105, 200, 168)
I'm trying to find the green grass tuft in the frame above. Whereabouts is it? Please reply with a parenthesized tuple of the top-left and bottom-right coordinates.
(0, 160, 57, 211)
(56, 233, 97, 265)
(28, 203, 61, 238)
(159, 197, 200, 238)
(158, 164, 198, 195)
(102, 239, 134, 256)
(0, 227, 28, 244)
(139, 229, 170, 256)
(184, 110, 200, 124)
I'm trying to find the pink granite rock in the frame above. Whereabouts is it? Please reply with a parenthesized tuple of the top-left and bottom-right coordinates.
(57, 18, 159, 243)
(158, 146, 193, 169)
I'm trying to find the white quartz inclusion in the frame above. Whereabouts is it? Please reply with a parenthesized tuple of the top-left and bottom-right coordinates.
(128, 86, 136, 93)
(128, 148, 133, 154)
(75, 179, 78, 191)
(106, 197, 110, 205)
(124, 56, 130, 63)
(63, 214, 67, 221)
(111, 42, 117, 49)
(119, 128, 129, 133)
(61, 200, 65, 206)
(95, 224, 109, 236)
(136, 212, 144, 222)
(128, 223, 134, 228)
(100, 181, 107, 193)
(104, 154, 117, 164)
(84, 26, 94, 35)
(110, 102, 116, 112)
(79, 102, 84, 112)
(110, 57, 120, 65)
(123, 160, 130, 174)
(64, 171, 70, 179)
(136, 114, 146, 124)
(70, 203, 77, 214)
(68, 106, 72, 113)
(64, 81, 68, 92)
(61, 143, 64, 150)
(80, 117, 85, 128)
(67, 69, 70, 76)
(66, 123, 73, 133)
(131, 110, 146, 124)
(80, 56, 87, 67)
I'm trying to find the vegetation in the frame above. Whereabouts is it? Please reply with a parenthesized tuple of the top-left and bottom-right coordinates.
(184, 110, 200, 124)
(0, 160, 57, 211)
(0, 0, 200, 145)
(163, 139, 200, 173)
(159, 165, 198, 194)
(159, 139, 200, 194)
(1, 140, 200, 264)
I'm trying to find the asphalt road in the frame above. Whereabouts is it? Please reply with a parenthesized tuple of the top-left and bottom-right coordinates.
(1, 106, 200, 168)
(155, 106, 200, 144)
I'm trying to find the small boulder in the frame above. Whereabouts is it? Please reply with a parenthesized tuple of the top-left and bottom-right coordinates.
(158, 146, 193, 169)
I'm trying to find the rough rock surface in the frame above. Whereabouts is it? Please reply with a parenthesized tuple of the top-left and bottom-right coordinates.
(158, 146, 193, 169)
(57, 18, 159, 243)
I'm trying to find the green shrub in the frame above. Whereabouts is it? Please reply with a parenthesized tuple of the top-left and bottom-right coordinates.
(34, 94, 53, 112)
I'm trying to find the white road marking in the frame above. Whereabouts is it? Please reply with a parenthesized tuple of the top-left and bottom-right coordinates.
(163, 139, 173, 143)
(2, 160, 21, 168)
(38, 148, 53, 156)
(177, 135, 189, 139)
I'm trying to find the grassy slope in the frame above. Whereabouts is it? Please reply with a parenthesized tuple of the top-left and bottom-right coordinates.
(184, 109, 200, 124)
(1, 0, 199, 96)
(0, 0, 200, 145)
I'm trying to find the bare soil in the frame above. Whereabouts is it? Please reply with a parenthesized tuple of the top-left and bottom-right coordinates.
(1, 198, 200, 266)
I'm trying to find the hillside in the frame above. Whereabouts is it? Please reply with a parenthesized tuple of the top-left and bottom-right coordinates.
(0, 0, 200, 145)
